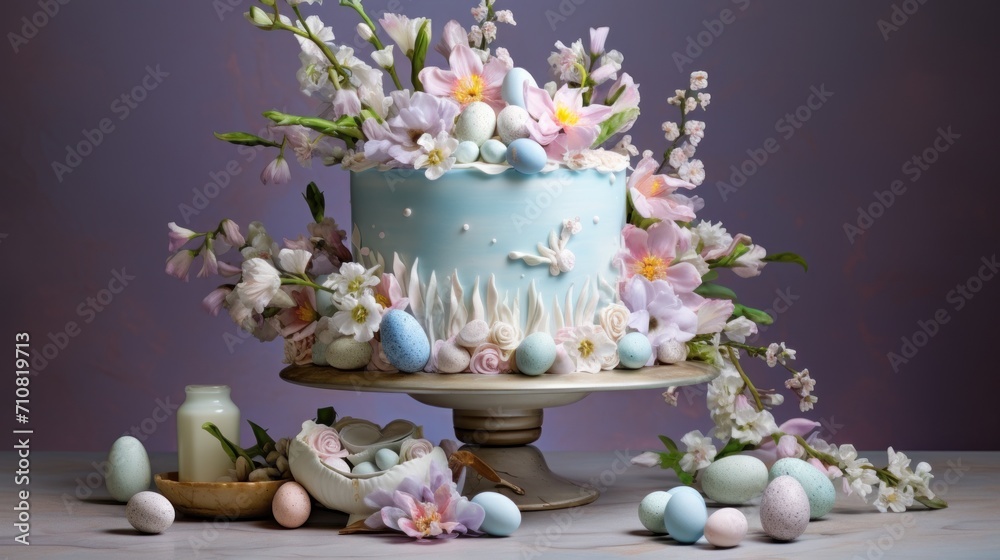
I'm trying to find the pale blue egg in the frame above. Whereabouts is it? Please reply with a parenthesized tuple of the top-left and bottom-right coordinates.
(311, 341, 329, 366)
(480, 139, 508, 164)
(314, 274, 336, 316)
(472, 492, 521, 536)
(106, 436, 151, 503)
(379, 310, 430, 372)
(617, 332, 652, 369)
(454, 141, 480, 164)
(515, 332, 557, 376)
(702, 455, 769, 505)
(501, 67, 538, 108)
(637, 491, 671, 534)
(506, 138, 546, 175)
(454, 102, 496, 147)
(769, 458, 836, 519)
(375, 448, 399, 470)
(352, 461, 377, 475)
(663, 487, 707, 544)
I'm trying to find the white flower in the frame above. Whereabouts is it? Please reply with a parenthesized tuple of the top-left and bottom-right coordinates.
(467, 25, 483, 46)
(694, 221, 733, 260)
(630, 451, 661, 468)
(599, 304, 630, 342)
(493, 47, 514, 69)
(600, 349, 619, 370)
(667, 89, 685, 106)
(706, 364, 744, 438)
(371, 45, 394, 68)
(765, 343, 780, 367)
(678, 159, 705, 186)
(910, 462, 935, 499)
(762, 392, 784, 407)
(481, 21, 497, 43)
(495, 10, 516, 25)
(470, 1, 487, 21)
(237, 258, 293, 313)
(547, 39, 586, 83)
(661, 121, 680, 141)
(723, 317, 757, 343)
(662, 387, 680, 407)
(332, 294, 382, 342)
(356, 22, 373, 42)
(731, 404, 778, 446)
(733, 244, 767, 278)
(679, 430, 717, 474)
(562, 325, 617, 373)
(886, 447, 911, 479)
(684, 120, 706, 146)
(379, 13, 429, 56)
(295, 15, 335, 61)
(488, 321, 521, 359)
(414, 131, 459, 180)
(277, 248, 313, 276)
(260, 155, 291, 185)
(690, 71, 708, 91)
(668, 148, 688, 169)
(874, 482, 914, 513)
(326, 262, 380, 302)
(612, 135, 639, 157)
(681, 141, 697, 158)
(838, 444, 879, 499)
(684, 96, 699, 113)
(799, 394, 817, 412)
(697, 92, 711, 109)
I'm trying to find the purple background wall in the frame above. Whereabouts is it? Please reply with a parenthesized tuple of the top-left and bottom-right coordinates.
(3, 0, 998, 454)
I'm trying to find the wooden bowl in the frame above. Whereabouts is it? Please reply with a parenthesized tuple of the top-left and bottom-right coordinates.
(154, 472, 290, 519)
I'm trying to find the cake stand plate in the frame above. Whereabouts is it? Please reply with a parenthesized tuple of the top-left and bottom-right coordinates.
(280, 363, 717, 511)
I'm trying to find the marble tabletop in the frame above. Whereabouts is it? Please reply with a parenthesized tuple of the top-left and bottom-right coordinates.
(0, 451, 995, 559)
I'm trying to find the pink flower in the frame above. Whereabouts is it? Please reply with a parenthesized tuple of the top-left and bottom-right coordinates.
(283, 334, 315, 367)
(617, 223, 701, 293)
(167, 222, 197, 252)
(620, 276, 699, 350)
(375, 273, 409, 313)
(202, 287, 231, 316)
(523, 83, 613, 159)
(220, 219, 245, 247)
(419, 44, 507, 110)
(807, 458, 844, 480)
(362, 92, 461, 165)
(589, 27, 609, 55)
(745, 418, 820, 466)
(277, 287, 320, 341)
(627, 153, 698, 222)
(776, 434, 805, 459)
(260, 155, 291, 185)
(368, 339, 399, 372)
(306, 424, 350, 470)
(681, 293, 735, 335)
(435, 20, 467, 58)
(470, 343, 508, 374)
(165, 250, 196, 281)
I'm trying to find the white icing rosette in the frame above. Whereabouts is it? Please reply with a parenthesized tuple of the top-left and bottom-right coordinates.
(599, 304, 631, 342)
(488, 321, 520, 360)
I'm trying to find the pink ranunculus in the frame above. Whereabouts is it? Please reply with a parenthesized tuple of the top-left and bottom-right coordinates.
(306, 424, 350, 470)
(523, 83, 613, 159)
(617, 223, 701, 294)
(627, 152, 698, 222)
(469, 343, 508, 374)
(419, 44, 507, 110)
(283, 334, 315, 367)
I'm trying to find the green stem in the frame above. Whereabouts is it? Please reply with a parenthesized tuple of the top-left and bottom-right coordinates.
(340, 0, 404, 90)
(726, 347, 763, 411)
(280, 276, 336, 294)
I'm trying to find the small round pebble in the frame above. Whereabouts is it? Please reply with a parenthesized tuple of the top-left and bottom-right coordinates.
(454, 140, 480, 164)
(457, 320, 490, 349)
(472, 492, 521, 536)
(760, 475, 810, 541)
(125, 491, 174, 534)
(272, 482, 311, 529)
(617, 332, 652, 369)
(637, 491, 671, 534)
(480, 139, 508, 164)
(704, 508, 748, 548)
(375, 448, 399, 470)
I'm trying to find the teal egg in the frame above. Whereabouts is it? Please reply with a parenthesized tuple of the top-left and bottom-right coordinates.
(663, 487, 707, 544)
(379, 310, 430, 372)
(769, 458, 836, 519)
(472, 492, 521, 536)
(454, 140, 480, 164)
(106, 436, 151, 503)
(702, 455, 769, 505)
(506, 138, 546, 174)
(515, 332, 557, 375)
(480, 139, 507, 164)
(637, 491, 671, 534)
(617, 332, 652, 369)
(375, 448, 399, 470)
(501, 67, 537, 108)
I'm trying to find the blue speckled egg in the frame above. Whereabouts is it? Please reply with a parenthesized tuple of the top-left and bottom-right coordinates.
(617, 332, 652, 369)
(769, 458, 836, 519)
(454, 102, 496, 147)
(501, 67, 538, 108)
(480, 139, 507, 164)
(637, 491, 671, 534)
(379, 310, 430, 372)
(663, 486, 707, 544)
(454, 140, 480, 164)
(106, 436, 151, 502)
(506, 138, 546, 174)
(472, 492, 521, 536)
(375, 448, 399, 470)
(702, 455, 769, 505)
(515, 332, 557, 375)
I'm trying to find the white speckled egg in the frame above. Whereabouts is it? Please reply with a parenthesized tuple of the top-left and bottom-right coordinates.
(375, 448, 400, 470)
(480, 139, 508, 164)
(662, 486, 707, 544)
(380, 310, 430, 372)
(701, 455, 769, 505)
(454, 101, 496, 147)
(506, 138, 547, 175)
(325, 336, 373, 370)
(125, 491, 174, 534)
(617, 332, 652, 369)
(704, 507, 748, 548)
(454, 140, 480, 164)
(457, 320, 490, 348)
(637, 491, 671, 534)
(106, 436, 151, 503)
(436, 340, 471, 373)
(501, 67, 537, 108)
(515, 332, 557, 375)
(352, 461, 377, 475)
(760, 475, 810, 541)
(496, 105, 531, 144)
(472, 492, 521, 536)
(769, 458, 836, 519)
(272, 481, 311, 529)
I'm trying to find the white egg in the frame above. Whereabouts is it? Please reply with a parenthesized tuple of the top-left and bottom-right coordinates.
(704, 507, 748, 548)
(106, 436, 151, 503)
(496, 105, 531, 144)
(454, 102, 496, 147)
(760, 475, 811, 541)
(125, 491, 174, 534)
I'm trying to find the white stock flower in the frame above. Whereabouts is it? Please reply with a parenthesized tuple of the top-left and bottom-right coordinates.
(495, 10, 516, 24)
(470, 1, 487, 21)
(873, 482, 914, 513)
(332, 294, 382, 342)
(379, 13, 429, 56)
(689, 71, 708, 91)
(694, 221, 733, 260)
(599, 304, 630, 342)
(327, 262, 380, 302)
(668, 147, 688, 169)
(731, 405, 778, 446)
(886, 447, 911, 479)
(723, 317, 757, 343)
(697, 92, 711, 109)
(277, 248, 313, 275)
(481, 21, 497, 43)
(684, 120, 706, 146)
(237, 258, 293, 313)
(295, 15, 335, 60)
(661, 121, 680, 141)
(371, 45, 395, 68)
(414, 131, 459, 180)
(679, 430, 717, 474)
(684, 96, 699, 113)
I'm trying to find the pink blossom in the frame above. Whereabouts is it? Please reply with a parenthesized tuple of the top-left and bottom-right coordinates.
(680, 292, 735, 335)
(375, 273, 409, 313)
(808, 458, 844, 481)
(305, 424, 350, 470)
(608, 72, 640, 115)
(523, 83, 613, 159)
(617, 223, 701, 293)
(197, 246, 219, 278)
(167, 222, 197, 252)
(202, 287, 231, 316)
(260, 155, 291, 185)
(332, 89, 362, 119)
(470, 343, 508, 374)
(307, 217, 353, 268)
(220, 219, 245, 247)
(165, 250, 196, 281)
(435, 20, 467, 59)
(418, 44, 507, 110)
(620, 275, 699, 351)
(589, 27, 609, 55)
(283, 334, 315, 367)
(362, 92, 461, 165)
(630, 451, 661, 468)
(776, 434, 805, 459)
(745, 418, 819, 466)
(277, 287, 320, 341)
(627, 152, 698, 222)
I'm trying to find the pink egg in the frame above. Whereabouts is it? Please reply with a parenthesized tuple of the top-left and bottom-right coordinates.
(760, 475, 810, 541)
(272, 482, 311, 529)
(704, 507, 748, 548)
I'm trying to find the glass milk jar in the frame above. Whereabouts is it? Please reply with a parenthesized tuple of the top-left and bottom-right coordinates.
(177, 385, 240, 482)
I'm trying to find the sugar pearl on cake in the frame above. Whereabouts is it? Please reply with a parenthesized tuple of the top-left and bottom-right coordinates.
(403, 208, 412, 217)
(490, 238, 497, 245)
(462, 224, 470, 231)
(593, 216, 600, 224)
(379, 232, 385, 239)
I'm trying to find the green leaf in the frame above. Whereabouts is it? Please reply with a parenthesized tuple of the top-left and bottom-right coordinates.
(677, 470, 695, 485)
(410, 20, 430, 91)
(303, 182, 326, 223)
(247, 420, 275, 449)
(762, 252, 809, 272)
(202, 422, 254, 465)
(658, 435, 679, 454)
(592, 108, 640, 147)
(636, 216, 662, 230)
(915, 495, 948, 509)
(732, 303, 774, 325)
(694, 282, 738, 301)
(316, 406, 337, 426)
(213, 131, 281, 148)
(701, 270, 719, 283)
(714, 438, 747, 460)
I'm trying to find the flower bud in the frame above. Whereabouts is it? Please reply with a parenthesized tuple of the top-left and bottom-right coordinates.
(357, 23, 374, 42)
(246, 6, 274, 28)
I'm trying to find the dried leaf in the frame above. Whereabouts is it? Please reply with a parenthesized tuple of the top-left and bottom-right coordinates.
(448, 451, 525, 495)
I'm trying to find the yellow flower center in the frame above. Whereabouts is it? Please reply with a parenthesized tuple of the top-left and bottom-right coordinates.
(454, 74, 485, 105)
(347, 276, 366, 294)
(578, 339, 595, 359)
(554, 103, 580, 127)
(375, 293, 391, 309)
(648, 178, 663, 196)
(426, 148, 444, 167)
(413, 504, 441, 536)
(295, 303, 318, 323)
(635, 255, 669, 281)
(352, 304, 368, 324)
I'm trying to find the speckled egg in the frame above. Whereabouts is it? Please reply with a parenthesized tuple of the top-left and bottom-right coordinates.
(436, 340, 471, 373)
(704, 507, 748, 548)
(515, 332, 557, 375)
(125, 491, 174, 534)
(106, 436, 151, 503)
(637, 491, 671, 534)
(454, 140, 480, 164)
(506, 138, 547, 175)
(760, 475, 810, 541)
(272, 481, 311, 529)
(701, 455, 769, 505)
(662, 486, 707, 544)
(379, 310, 430, 372)
(472, 492, 521, 536)
(352, 461, 377, 475)
(480, 139, 508, 164)
(375, 448, 400, 470)
(617, 332, 652, 369)
(496, 105, 531, 144)
(501, 67, 537, 108)
(454, 101, 496, 147)
(769, 458, 836, 519)
(457, 320, 490, 348)
(325, 336, 373, 370)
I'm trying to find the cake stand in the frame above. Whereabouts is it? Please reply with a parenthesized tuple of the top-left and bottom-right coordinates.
(280, 363, 717, 511)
